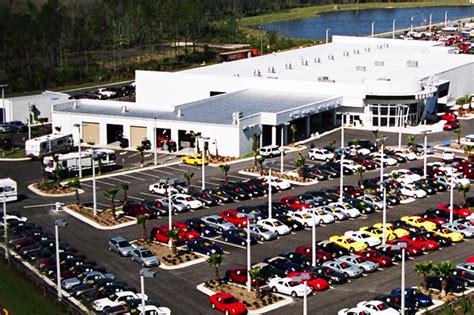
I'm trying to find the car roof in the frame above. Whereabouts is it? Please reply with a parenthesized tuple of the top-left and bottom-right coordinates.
(110, 236, 128, 242)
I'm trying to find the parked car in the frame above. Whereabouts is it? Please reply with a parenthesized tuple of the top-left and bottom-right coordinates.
(287, 271, 329, 291)
(259, 145, 283, 158)
(443, 119, 460, 130)
(222, 228, 258, 246)
(356, 249, 392, 268)
(257, 219, 291, 235)
(209, 293, 247, 314)
(390, 288, 433, 307)
(184, 218, 218, 237)
(356, 300, 399, 315)
(187, 238, 223, 256)
(130, 247, 160, 267)
(322, 260, 364, 278)
(248, 224, 277, 242)
(268, 277, 312, 297)
(308, 148, 334, 162)
(92, 291, 147, 312)
(122, 201, 155, 218)
(220, 209, 250, 227)
(108, 237, 135, 257)
(201, 215, 235, 232)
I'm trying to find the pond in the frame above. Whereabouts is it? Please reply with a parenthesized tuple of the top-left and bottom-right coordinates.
(261, 5, 474, 39)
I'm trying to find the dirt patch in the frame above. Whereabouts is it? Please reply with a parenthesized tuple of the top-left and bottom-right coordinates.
(244, 167, 313, 183)
(208, 155, 238, 164)
(33, 181, 75, 194)
(67, 204, 134, 227)
(133, 240, 200, 266)
(205, 280, 283, 310)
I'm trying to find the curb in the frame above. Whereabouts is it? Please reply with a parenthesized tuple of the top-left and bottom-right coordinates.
(196, 283, 294, 314)
(238, 170, 319, 186)
(63, 206, 137, 230)
(159, 255, 207, 270)
(0, 157, 31, 161)
(433, 145, 467, 154)
(28, 184, 84, 197)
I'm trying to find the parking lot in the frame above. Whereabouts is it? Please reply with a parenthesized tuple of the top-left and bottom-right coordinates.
(2, 123, 474, 315)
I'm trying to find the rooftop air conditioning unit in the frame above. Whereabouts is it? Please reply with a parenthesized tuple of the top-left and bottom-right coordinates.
(374, 61, 384, 67)
(407, 60, 419, 68)
(121, 105, 127, 113)
(232, 112, 242, 125)
(355, 66, 366, 72)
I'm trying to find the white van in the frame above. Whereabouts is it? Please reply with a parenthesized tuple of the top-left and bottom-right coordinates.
(0, 178, 18, 202)
(25, 133, 73, 158)
(259, 145, 283, 158)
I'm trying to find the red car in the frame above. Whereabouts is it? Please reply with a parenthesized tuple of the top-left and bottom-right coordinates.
(440, 112, 457, 121)
(443, 119, 460, 131)
(438, 203, 473, 218)
(337, 185, 364, 198)
(210, 293, 247, 315)
(353, 158, 377, 170)
(468, 256, 474, 263)
(149, 225, 187, 245)
(280, 196, 311, 211)
(399, 235, 439, 251)
(172, 222, 200, 240)
(388, 240, 423, 256)
(419, 212, 447, 226)
(356, 250, 393, 268)
(295, 245, 333, 263)
(220, 210, 250, 227)
(287, 271, 330, 291)
(225, 268, 254, 285)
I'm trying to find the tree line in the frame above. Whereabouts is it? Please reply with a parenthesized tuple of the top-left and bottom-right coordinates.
(0, 0, 441, 93)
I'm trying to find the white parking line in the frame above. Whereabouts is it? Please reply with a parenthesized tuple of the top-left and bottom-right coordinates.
(129, 152, 140, 158)
(98, 202, 110, 207)
(140, 172, 159, 178)
(140, 192, 157, 198)
(128, 195, 143, 201)
(23, 203, 57, 209)
(81, 183, 93, 187)
(149, 169, 174, 175)
(96, 180, 116, 187)
(206, 238, 246, 249)
(211, 177, 225, 182)
(108, 177, 130, 183)
(227, 174, 250, 180)
(121, 174, 146, 181)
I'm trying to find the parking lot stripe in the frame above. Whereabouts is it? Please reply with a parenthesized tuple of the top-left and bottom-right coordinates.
(108, 177, 130, 183)
(23, 203, 57, 209)
(96, 180, 116, 187)
(98, 202, 109, 207)
(227, 174, 249, 180)
(121, 174, 146, 181)
(149, 169, 174, 175)
(127, 195, 143, 201)
(206, 238, 246, 250)
(129, 152, 140, 158)
(81, 183, 93, 187)
(140, 192, 158, 198)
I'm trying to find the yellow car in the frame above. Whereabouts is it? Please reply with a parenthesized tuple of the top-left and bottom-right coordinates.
(360, 226, 396, 241)
(328, 235, 367, 252)
(372, 223, 409, 239)
(182, 155, 209, 166)
(400, 216, 436, 231)
(436, 228, 464, 242)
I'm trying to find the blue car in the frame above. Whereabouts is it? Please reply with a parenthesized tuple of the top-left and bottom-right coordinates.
(222, 228, 258, 246)
(391, 288, 433, 307)
(184, 218, 218, 237)
(265, 256, 304, 274)
(187, 238, 223, 256)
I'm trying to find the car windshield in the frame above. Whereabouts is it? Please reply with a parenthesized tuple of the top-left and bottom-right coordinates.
(215, 218, 226, 224)
(141, 250, 154, 258)
(340, 263, 349, 269)
(118, 241, 130, 247)
(236, 213, 246, 218)
(345, 239, 355, 243)
(356, 257, 365, 263)
(288, 281, 300, 287)
(302, 214, 311, 219)
(203, 242, 212, 247)
(377, 303, 388, 310)
(222, 297, 239, 304)
(272, 221, 282, 227)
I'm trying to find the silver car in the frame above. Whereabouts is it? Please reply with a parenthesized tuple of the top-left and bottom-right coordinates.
(62, 271, 114, 290)
(322, 260, 364, 278)
(441, 223, 474, 238)
(158, 197, 187, 213)
(131, 247, 160, 267)
(201, 215, 235, 232)
(108, 236, 135, 256)
(249, 224, 277, 242)
(320, 206, 349, 221)
(337, 255, 379, 273)
(358, 195, 383, 210)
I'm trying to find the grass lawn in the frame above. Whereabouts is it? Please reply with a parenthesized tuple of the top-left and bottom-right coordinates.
(0, 148, 26, 158)
(240, 1, 471, 26)
(0, 260, 68, 315)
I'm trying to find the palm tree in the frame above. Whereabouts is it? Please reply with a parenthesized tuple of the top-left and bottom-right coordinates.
(249, 267, 265, 300)
(165, 227, 181, 256)
(251, 133, 260, 167)
(294, 152, 306, 178)
(183, 172, 194, 188)
(104, 187, 120, 218)
(355, 167, 364, 188)
(52, 155, 63, 188)
(136, 144, 145, 167)
(328, 140, 336, 150)
(457, 183, 471, 206)
(136, 215, 149, 243)
(219, 164, 231, 184)
(257, 156, 266, 176)
(464, 145, 473, 156)
(120, 183, 129, 202)
(414, 261, 433, 292)
(290, 124, 297, 143)
(207, 253, 223, 285)
(433, 261, 455, 296)
(372, 129, 379, 142)
(407, 135, 416, 148)
(454, 128, 462, 145)
(67, 178, 81, 206)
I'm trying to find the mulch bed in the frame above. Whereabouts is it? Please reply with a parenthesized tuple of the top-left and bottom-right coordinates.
(133, 240, 200, 266)
(33, 182, 75, 194)
(244, 167, 313, 183)
(68, 204, 133, 227)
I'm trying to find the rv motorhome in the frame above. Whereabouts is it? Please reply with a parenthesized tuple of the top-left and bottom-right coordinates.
(25, 133, 74, 158)
(0, 178, 18, 202)
(43, 149, 117, 175)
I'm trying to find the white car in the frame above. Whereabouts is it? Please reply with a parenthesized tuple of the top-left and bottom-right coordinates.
(344, 231, 381, 247)
(338, 306, 367, 315)
(328, 202, 361, 218)
(140, 305, 171, 315)
(393, 149, 417, 161)
(442, 151, 456, 161)
(268, 277, 312, 297)
(259, 145, 282, 158)
(257, 218, 291, 235)
(92, 291, 148, 312)
(148, 182, 178, 195)
(259, 176, 291, 190)
(436, 174, 470, 187)
(442, 223, 474, 238)
(465, 134, 474, 143)
(356, 300, 399, 314)
(95, 87, 117, 99)
(288, 212, 319, 227)
(319, 205, 349, 221)
(390, 169, 421, 183)
(349, 145, 371, 156)
(358, 195, 383, 210)
(303, 208, 335, 224)
(173, 194, 203, 209)
(399, 184, 427, 199)
(338, 159, 365, 171)
(308, 148, 334, 162)
(369, 153, 397, 166)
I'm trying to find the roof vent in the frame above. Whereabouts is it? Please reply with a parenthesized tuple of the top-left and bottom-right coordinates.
(407, 60, 419, 68)
(177, 109, 182, 117)
(232, 112, 242, 125)
(73, 101, 77, 109)
(121, 105, 127, 113)
(313, 57, 321, 63)
(355, 66, 366, 72)
(267, 66, 276, 73)
(374, 61, 384, 67)
(317, 76, 335, 83)
(285, 63, 293, 69)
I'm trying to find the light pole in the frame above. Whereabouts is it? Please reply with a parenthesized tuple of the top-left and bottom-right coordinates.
(393, 243, 407, 315)
(55, 219, 68, 302)
(140, 268, 155, 314)
(246, 219, 251, 292)
(168, 185, 173, 249)
(73, 124, 82, 178)
(0, 84, 7, 123)
(398, 105, 403, 150)
(91, 153, 97, 216)
(371, 21, 375, 37)
(410, 16, 414, 32)
(444, 11, 448, 27)
(429, 13, 433, 32)
(380, 182, 388, 245)
(392, 19, 396, 38)
(311, 211, 316, 267)
(339, 114, 348, 203)
(154, 117, 158, 166)
(263, 160, 276, 219)
(422, 130, 432, 179)
(280, 123, 289, 174)
(326, 28, 330, 44)
(199, 137, 210, 190)
(2, 192, 8, 262)
(303, 280, 308, 315)
(377, 135, 387, 192)
(449, 171, 454, 223)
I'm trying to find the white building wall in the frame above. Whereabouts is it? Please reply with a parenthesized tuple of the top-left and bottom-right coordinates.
(3, 92, 69, 123)
(436, 62, 474, 98)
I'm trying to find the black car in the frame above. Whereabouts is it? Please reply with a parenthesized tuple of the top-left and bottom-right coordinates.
(306, 190, 339, 203)
(409, 167, 424, 177)
(391, 220, 423, 234)
(280, 251, 312, 269)
(217, 184, 251, 200)
(310, 266, 348, 284)
(326, 161, 354, 175)
(237, 181, 266, 197)
(255, 203, 291, 217)
(319, 164, 341, 178)
(417, 231, 452, 247)
(256, 263, 287, 280)
(276, 215, 304, 231)
(306, 165, 329, 180)
(414, 181, 436, 195)
(374, 294, 418, 314)
(141, 200, 168, 217)
(343, 197, 376, 214)
(264, 256, 304, 274)
(426, 275, 466, 293)
(203, 188, 233, 204)
(452, 268, 474, 286)
(191, 192, 218, 207)
(298, 166, 319, 180)
(184, 218, 218, 237)
(348, 139, 377, 152)
(375, 245, 406, 262)
(318, 241, 350, 258)
(373, 191, 400, 206)
(424, 208, 460, 221)
(386, 150, 407, 163)
(245, 178, 277, 193)
(361, 178, 379, 190)
(422, 179, 448, 192)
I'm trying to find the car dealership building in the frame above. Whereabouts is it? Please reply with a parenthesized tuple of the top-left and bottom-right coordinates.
(52, 35, 474, 157)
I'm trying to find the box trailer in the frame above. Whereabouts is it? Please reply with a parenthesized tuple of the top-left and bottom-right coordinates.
(0, 178, 18, 202)
(25, 133, 74, 158)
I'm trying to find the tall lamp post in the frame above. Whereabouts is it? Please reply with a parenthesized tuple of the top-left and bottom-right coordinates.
(311, 211, 317, 267)
(167, 185, 173, 249)
(263, 160, 276, 219)
(280, 123, 289, 174)
(73, 124, 82, 178)
(378, 181, 388, 245)
(153, 117, 158, 166)
(377, 135, 388, 192)
(246, 219, 251, 292)
(410, 16, 415, 32)
(339, 113, 349, 203)
(198, 136, 210, 190)
(444, 11, 448, 27)
(139, 268, 155, 314)
(449, 171, 455, 224)
(326, 28, 330, 44)
(429, 13, 433, 32)
(392, 19, 396, 38)
(91, 151, 97, 216)
(2, 192, 9, 262)
(393, 243, 407, 315)
(0, 84, 7, 123)
(421, 130, 432, 179)
(371, 21, 375, 37)
(55, 219, 68, 302)
(397, 105, 404, 150)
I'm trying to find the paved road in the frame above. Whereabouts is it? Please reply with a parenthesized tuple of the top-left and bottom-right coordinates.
(1, 122, 474, 315)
